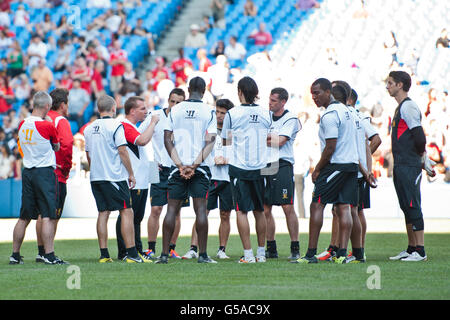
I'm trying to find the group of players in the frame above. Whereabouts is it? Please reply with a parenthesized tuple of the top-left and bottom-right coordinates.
(9, 70, 434, 265)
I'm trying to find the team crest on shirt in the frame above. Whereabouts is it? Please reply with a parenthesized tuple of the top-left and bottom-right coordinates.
(249, 114, 259, 123)
(282, 189, 288, 199)
(185, 110, 196, 118)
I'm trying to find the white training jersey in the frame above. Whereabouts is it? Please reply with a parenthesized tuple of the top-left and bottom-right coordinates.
(221, 104, 272, 171)
(358, 110, 378, 176)
(18, 116, 58, 169)
(84, 117, 129, 182)
(268, 110, 302, 164)
(150, 108, 174, 168)
(206, 128, 231, 182)
(122, 118, 150, 190)
(163, 100, 217, 166)
(319, 101, 359, 165)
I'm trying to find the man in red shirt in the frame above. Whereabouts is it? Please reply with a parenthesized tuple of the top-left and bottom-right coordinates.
(151, 56, 170, 91)
(248, 22, 273, 46)
(35, 88, 74, 263)
(109, 39, 128, 94)
(71, 56, 93, 95)
(91, 60, 105, 99)
(171, 48, 193, 87)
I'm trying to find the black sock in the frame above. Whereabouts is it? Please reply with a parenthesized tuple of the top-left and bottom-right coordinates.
(199, 252, 208, 259)
(44, 252, 56, 261)
(416, 245, 426, 257)
(407, 245, 416, 254)
(290, 241, 299, 253)
(148, 241, 156, 252)
(352, 247, 363, 260)
(336, 248, 347, 258)
(190, 245, 198, 253)
(169, 243, 176, 251)
(267, 240, 277, 252)
(38, 245, 45, 256)
(306, 248, 317, 258)
(219, 246, 225, 252)
(126, 246, 139, 258)
(12, 252, 21, 260)
(100, 248, 110, 258)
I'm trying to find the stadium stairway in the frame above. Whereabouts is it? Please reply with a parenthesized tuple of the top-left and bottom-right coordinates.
(139, 0, 213, 78)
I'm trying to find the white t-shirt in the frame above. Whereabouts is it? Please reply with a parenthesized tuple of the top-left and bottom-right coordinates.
(221, 104, 272, 171)
(27, 41, 48, 67)
(268, 110, 302, 164)
(163, 100, 217, 166)
(150, 108, 173, 168)
(18, 116, 58, 169)
(206, 128, 231, 182)
(319, 101, 359, 165)
(400, 99, 422, 129)
(224, 43, 247, 60)
(84, 117, 129, 182)
(14, 10, 29, 27)
(122, 118, 150, 190)
(106, 15, 122, 33)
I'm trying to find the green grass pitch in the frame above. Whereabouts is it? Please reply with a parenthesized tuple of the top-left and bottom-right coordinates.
(1, 233, 449, 300)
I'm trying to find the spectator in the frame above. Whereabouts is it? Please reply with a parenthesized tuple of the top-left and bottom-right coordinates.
(68, 79, 90, 129)
(224, 35, 247, 63)
(13, 4, 30, 28)
(53, 38, 72, 72)
(55, 15, 68, 36)
(71, 56, 93, 95)
(142, 82, 160, 110)
(383, 31, 399, 67)
(210, 0, 226, 29)
(184, 24, 207, 48)
(109, 39, 128, 94)
(207, 54, 229, 100)
(199, 14, 213, 34)
(0, 9, 11, 28)
(61, 25, 78, 44)
(0, 76, 14, 114)
(27, 34, 48, 70)
(31, 58, 53, 92)
(436, 28, 449, 48)
(248, 22, 273, 46)
(86, 0, 112, 9)
(7, 109, 19, 130)
(0, 144, 14, 179)
(85, 41, 99, 66)
(171, 48, 193, 87)
(57, 71, 73, 90)
(123, 0, 142, 8)
(122, 61, 140, 87)
(10, 74, 31, 101)
(131, 18, 156, 56)
(210, 40, 226, 58)
(0, 30, 12, 52)
(41, 13, 57, 38)
(244, 0, 258, 17)
(91, 60, 106, 99)
(197, 48, 212, 72)
(295, 0, 320, 10)
(151, 56, 170, 91)
(7, 41, 25, 79)
(25, 0, 47, 8)
(0, 0, 11, 12)
(105, 9, 122, 34)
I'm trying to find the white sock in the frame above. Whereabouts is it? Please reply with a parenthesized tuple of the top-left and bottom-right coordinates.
(244, 249, 254, 259)
(257, 247, 265, 257)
